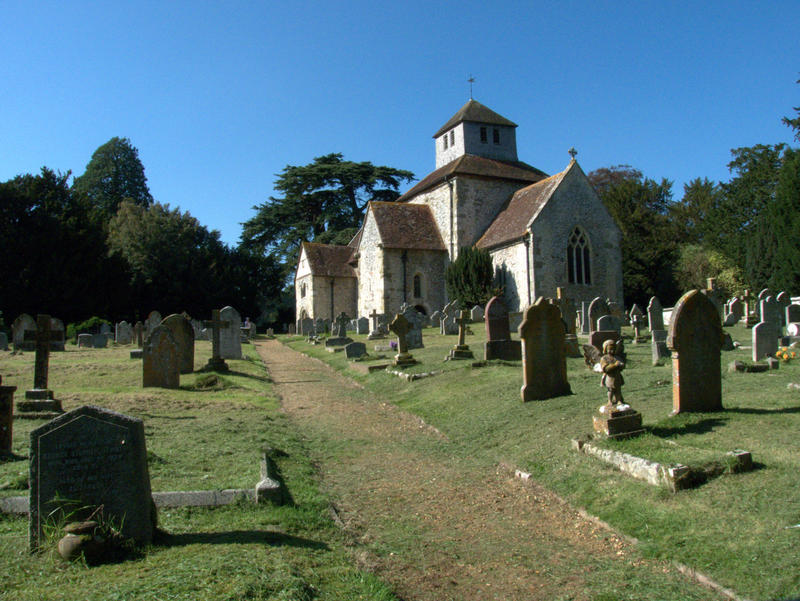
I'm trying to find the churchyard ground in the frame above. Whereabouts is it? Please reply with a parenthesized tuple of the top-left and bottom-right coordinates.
(0, 342, 396, 601)
(282, 322, 800, 601)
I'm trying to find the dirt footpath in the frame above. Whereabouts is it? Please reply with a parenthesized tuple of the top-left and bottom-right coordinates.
(255, 340, 714, 601)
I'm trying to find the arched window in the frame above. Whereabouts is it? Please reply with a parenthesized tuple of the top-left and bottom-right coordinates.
(413, 274, 422, 298)
(567, 227, 591, 285)
(300, 282, 307, 298)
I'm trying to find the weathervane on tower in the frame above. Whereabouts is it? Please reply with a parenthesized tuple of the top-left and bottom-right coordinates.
(468, 75, 475, 99)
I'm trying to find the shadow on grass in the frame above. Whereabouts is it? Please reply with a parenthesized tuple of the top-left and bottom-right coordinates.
(649, 417, 728, 438)
(724, 405, 800, 415)
(0, 451, 27, 463)
(155, 529, 329, 550)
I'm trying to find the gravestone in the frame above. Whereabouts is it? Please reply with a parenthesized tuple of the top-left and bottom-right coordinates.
(134, 321, 144, 347)
(555, 288, 576, 335)
(142, 326, 179, 388)
(608, 300, 627, 325)
(647, 297, 664, 332)
(203, 310, 230, 372)
(299, 317, 314, 336)
(115, 321, 133, 345)
(760, 297, 782, 337)
(752, 321, 778, 361)
(484, 296, 521, 361)
(367, 309, 384, 340)
(440, 301, 459, 335)
(161, 314, 195, 374)
(588, 297, 610, 332)
(702, 277, 724, 318)
(667, 290, 724, 414)
(429, 310, 442, 326)
(786, 304, 800, 325)
(402, 306, 424, 350)
(315, 317, 326, 335)
(100, 323, 111, 336)
(77, 333, 92, 348)
(727, 298, 744, 322)
(448, 309, 474, 360)
(325, 312, 353, 347)
(0, 377, 17, 453)
(651, 329, 669, 365)
(91, 333, 108, 348)
(12, 313, 37, 352)
(356, 317, 369, 335)
(28, 405, 155, 550)
(742, 289, 757, 327)
(589, 331, 620, 352)
(389, 313, 418, 367)
(344, 341, 367, 359)
(144, 311, 162, 337)
(629, 304, 645, 342)
(288, 323, 296, 335)
(519, 298, 571, 402)
(48, 318, 66, 351)
(580, 301, 591, 335)
(21, 315, 60, 408)
(470, 305, 484, 323)
(596, 314, 620, 333)
(776, 291, 791, 325)
(0, 332, 8, 351)
(219, 306, 243, 359)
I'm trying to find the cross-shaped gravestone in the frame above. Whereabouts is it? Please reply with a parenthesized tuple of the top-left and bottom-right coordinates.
(449, 309, 474, 359)
(23, 315, 55, 397)
(368, 308, 384, 339)
(334, 312, 350, 338)
(369, 309, 379, 330)
(389, 313, 417, 367)
(203, 309, 230, 371)
(742, 289, 756, 328)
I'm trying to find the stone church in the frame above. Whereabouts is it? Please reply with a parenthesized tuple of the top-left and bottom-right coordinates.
(295, 99, 623, 322)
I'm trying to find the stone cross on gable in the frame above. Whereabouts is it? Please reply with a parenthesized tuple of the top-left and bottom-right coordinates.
(203, 310, 230, 369)
(24, 314, 55, 391)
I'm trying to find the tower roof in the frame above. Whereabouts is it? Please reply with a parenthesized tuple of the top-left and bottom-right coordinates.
(433, 99, 517, 138)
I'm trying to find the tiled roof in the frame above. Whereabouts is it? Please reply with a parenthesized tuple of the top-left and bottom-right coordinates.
(434, 99, 517, 138)
(397, 154, 547, 202)
(300, 242, 357, 278)
(368, 202, 446, 251)
(475, 166, 569, 250)
(348, 227, 362, 249)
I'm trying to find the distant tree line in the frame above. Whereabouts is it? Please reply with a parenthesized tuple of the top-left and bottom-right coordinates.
(0, 137, 280, 326)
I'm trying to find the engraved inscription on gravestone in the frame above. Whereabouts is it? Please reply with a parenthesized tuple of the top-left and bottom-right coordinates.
(29, 406, 155, 550)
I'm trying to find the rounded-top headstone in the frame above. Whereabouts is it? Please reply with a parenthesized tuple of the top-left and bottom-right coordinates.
(219, 306, 243, 359)
(160, 314, 195, 374)
(143, 326, 179, 389)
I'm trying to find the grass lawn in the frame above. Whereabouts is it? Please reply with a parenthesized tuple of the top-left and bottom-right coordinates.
(0, 340, 397, 601)
(287, 322, 800, 601)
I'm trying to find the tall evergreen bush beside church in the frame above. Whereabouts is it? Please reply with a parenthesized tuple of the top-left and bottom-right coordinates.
(445, 247, 494, 309)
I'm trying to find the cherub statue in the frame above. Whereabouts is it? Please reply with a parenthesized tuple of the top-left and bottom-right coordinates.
(600, 338, 625, 406)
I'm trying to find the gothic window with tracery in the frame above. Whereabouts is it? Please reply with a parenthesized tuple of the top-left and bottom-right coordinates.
(567, 227, 591, 285)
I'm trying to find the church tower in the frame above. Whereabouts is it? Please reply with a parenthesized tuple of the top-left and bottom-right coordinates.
(433, 99, 519, 168)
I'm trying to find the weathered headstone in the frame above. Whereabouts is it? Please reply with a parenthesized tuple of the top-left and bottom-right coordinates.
(608, 300, 626, 325)
(12, 313, 37, 352)
(647, 297, 664, 332)
(325, 312, 353, 347)
(115, 321, 133, 345)
(389, 313, 418, 367)
(356, 317, 369, 335)
(299, 317, 314, 336)
(161, 314, 195, 374)
(589, 331, 621, 352)
(287, 323, 296, 335)
(596, 314, 620, 333)
(402, 306, 424, 350)
(440, 301, 459, 335)
(144, 311, 162, 337)
(429, 310, 442, 325)
(203, 310, 230, 372)
(484, 296, 521, 361)
(588, 297, 610, 333)
(367, 309, 384, 340)
(448, 309, 474, 360)
(667, 290, 724, 414)
(555, 288, 576, 335)
(219, 306, 243, 359)
(91, 333, 108, 348)
(0, 376, 17, 453)
(344, 341, 367, 359)
(580, 301, 591, 335)
(752, 321, 778, 361)
(776, 291, 791, 325)
(760, 297, 782, 337)
(519, 298, 571, 402)
(727, 298, 744, 322)
(702, 277, 724, 319)
(786, 304, 800, 325)
(77, 333, 92, 348)
(21, 315, 60, 408)
(629, 304, 645, 343)
(742, 289, 757, 327)
(142, 325, 179, 388)
(29, 405, 155, 550)
(470, 305, 484, 323)
(651, 329, 669, 365)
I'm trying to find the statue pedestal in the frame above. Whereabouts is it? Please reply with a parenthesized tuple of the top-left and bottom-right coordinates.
(204, 357, 229, 372)
(593, 406, 643, 439)
(448, 345, 474, 360)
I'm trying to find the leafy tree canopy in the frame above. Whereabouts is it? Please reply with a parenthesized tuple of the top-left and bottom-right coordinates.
(72, 137, 153, 217)
(240, 153, 414, 280)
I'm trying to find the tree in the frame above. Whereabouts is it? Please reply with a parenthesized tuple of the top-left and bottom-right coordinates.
(445, 246, 494, 309)
(72, 137, 153, 217)
(782, 77, 800, 141)
(588, 167, 680, 307)
(241, 153, 414, 280)
(669, 178, 723, 245)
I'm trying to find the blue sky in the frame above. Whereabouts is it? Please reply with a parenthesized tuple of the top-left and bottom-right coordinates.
(2, 1, 798, 246)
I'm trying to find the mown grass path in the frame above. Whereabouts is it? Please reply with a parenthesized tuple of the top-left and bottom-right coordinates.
(255, 339, 717, 601)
